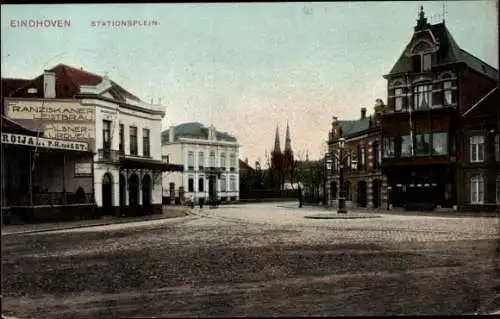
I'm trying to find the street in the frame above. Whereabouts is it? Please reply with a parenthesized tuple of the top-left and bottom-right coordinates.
(2, 203, 500, 317)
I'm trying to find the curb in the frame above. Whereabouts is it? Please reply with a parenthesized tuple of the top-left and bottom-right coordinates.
(305, 214, 382, 220)
(2, 210, 190, 236)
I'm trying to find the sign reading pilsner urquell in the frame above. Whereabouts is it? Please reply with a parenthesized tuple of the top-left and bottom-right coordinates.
(1, 133, 89, 152)
(4, 99, 95, 142)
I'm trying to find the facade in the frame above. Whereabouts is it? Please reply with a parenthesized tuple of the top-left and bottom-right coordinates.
(328, 101, 387, 209)
(161, 122, 240, 204)
(380, 7, 499, 211)
(2, 73, 95, 222)
(3, 64, 179, 220)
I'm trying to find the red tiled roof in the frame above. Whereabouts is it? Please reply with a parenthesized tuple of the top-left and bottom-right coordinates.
(7, 64, 142, 101)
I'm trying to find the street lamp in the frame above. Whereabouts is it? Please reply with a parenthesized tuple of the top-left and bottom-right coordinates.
(332, 137, 353, 214)
(325, 157, 333, 207)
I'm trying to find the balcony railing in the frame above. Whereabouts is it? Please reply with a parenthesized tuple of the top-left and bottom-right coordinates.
(98, 148, 122, 162)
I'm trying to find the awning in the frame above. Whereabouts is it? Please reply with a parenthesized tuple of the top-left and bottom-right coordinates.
(121, 156, 184, 172)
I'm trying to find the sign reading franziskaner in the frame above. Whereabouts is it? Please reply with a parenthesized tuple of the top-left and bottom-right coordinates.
(1, 133, 89, 152)
(6, 101, 94, 121)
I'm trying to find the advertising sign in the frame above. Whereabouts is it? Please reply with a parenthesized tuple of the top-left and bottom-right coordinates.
(4, 99, 95, 142)
(1, 133, 89, 152)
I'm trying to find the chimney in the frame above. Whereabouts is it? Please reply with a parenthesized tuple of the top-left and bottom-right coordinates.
(43, 70, 56, 98)
(361, 107, 367, 120)
(169, 126, 175, 143)
(245, 157, 248, 164)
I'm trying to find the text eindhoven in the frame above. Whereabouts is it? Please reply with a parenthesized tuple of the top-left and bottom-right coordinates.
(1, 133, 88, 152)
(9, 19, 71, 28)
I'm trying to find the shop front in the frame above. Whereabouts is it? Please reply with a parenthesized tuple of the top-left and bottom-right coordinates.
(385, 163, 456, 210)
(1, 130, 95, 224)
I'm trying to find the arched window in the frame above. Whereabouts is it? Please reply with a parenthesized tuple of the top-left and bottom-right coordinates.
(209, 151, 216, 168)
(470, 175, 484, 204)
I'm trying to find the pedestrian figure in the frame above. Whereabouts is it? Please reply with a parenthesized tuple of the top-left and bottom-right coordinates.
(298, 185, 303, 208)
(199, 198, 204, 209)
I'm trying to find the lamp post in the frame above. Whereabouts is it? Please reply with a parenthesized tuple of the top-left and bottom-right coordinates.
(337, 138, 347, 214)
(326, 157, 332, 207)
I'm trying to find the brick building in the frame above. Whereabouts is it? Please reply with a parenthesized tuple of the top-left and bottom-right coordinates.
(380, 7, 498, 211)
(327, 100, 387, 209)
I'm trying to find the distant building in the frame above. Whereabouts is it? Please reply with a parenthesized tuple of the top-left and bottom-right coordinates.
(161, 122, 240, 204)
(381, 7, 499, 211)
(270, 122, 295, 189)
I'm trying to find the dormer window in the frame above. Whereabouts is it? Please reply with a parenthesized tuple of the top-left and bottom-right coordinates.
(423, 54, 432, 71)
(412, 55, 422, 73)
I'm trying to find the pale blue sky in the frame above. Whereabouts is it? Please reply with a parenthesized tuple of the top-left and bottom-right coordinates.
(2, 2, 498, 167)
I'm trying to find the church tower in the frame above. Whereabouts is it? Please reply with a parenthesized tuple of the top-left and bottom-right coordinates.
(282, 121, 294, 182)
(271, 124, 283, 170)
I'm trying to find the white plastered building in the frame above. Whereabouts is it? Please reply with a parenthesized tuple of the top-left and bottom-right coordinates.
(161, 122, 240, 204)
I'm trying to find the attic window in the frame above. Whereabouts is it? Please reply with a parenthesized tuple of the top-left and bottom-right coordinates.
(481, 64, 487, 72)
(27, 88, 37, 94)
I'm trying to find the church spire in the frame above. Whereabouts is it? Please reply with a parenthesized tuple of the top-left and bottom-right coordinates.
(285, 121, 292, 151)
(273, 124, 281, 153)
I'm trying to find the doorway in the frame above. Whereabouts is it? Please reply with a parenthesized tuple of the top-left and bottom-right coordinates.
(142, 174, 152, 211)
(372, 179, 382, 208)
(208, 175, 217, 201)
(357, 181, 367, 208)
(102, 173, 113, 215)
(128, 173, 139, 206)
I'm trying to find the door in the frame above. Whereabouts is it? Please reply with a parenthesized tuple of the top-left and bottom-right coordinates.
(102, 173, 113, 215)
(208, 175, 217, 201)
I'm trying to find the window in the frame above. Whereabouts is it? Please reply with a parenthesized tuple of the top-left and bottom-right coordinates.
(496, 176, 500, 204)
(443, 81, 453, 105)
(103, 120, 112, 149)
(413, 84, 432, 109)
(142, 128, 150, 157)
(230, 175, 236, 191)
(383, 137, 396, 158)
(412, 55, 422, 73)
(230, 153, 236, 171)
(198, 152, 204, 170)
(221, 176, 227, 191)
(360, 147, 366, 170)
(415, 133, 431, 156)
(129, 126, 138, 155)
(162, 155, 169, 163)
(470, 135, 485, 163)
(495, 134, 500, 162)
(470, 175, 484, 204)
(198, 177, 204, 192)
(423, 54, 432, 71)
(394, 88, 403, 111)
(209, 151, 216, 168)
(119, 124, 124, 153)
(372, 142, 381, 168)
(188, 151, 194, 170)
(432, 132, 448, 155)
(400, 135, 412, 157)
(220, 153, 226, 170)
(188, 176, 194, 192)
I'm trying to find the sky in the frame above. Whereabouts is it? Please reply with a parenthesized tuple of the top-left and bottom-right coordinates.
(1, 1, 498, 168)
